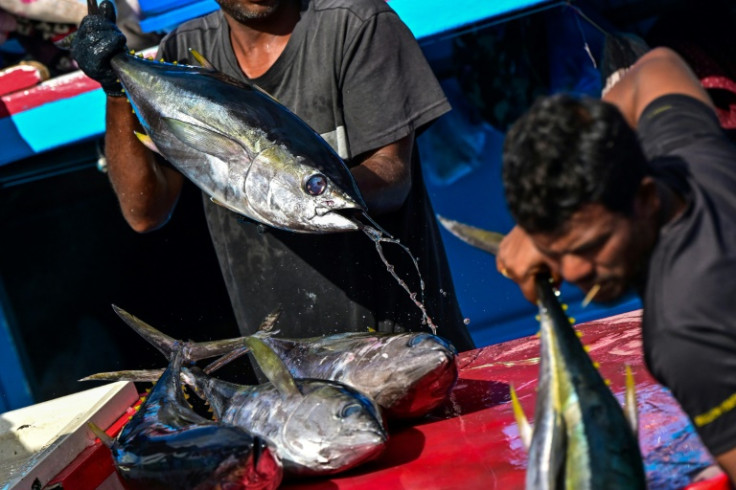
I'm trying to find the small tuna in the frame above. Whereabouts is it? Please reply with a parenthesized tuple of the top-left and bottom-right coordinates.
(86, 0, 366, 233)
(89, 344, 282, 490)
(88, 306, 388, 476)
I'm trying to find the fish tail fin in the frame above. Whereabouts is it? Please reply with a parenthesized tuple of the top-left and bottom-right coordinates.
(87, 422, 114, 447)
(623, 364, 639, 435)
(111, 304, 178, 360)
(510, 383, 533, 451)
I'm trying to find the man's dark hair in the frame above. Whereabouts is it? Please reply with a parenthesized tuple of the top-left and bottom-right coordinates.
(502, 94, 648, 234)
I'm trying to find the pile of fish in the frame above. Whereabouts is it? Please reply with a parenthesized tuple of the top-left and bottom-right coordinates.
(437, 216, 647, 488)
(88, 343, 283, 489)
(84, 305, 459, 484)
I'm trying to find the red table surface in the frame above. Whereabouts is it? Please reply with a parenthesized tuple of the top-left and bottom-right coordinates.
(284, 309, 718, 490)
(50, 309, 727, 489)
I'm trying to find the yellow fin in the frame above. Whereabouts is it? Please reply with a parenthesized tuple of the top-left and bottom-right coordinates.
(510, 384, 532, 451)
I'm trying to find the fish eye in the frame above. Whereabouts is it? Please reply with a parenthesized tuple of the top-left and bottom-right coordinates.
(341, 403, 363, 418)
(305, 174, 327, 196)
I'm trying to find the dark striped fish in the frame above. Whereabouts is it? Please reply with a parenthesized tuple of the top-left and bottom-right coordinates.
(89, 344, 282, 489)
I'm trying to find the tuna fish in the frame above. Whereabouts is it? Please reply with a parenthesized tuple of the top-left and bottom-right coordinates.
(185, 336, 388, 476)
(87, 306, 388, 476)
(89, 344, 283, 490)
(510, 273, 646, 489)
(85, 0, 366, 233)
(112, 307, 459, 420)
(437, 216, 646, 488)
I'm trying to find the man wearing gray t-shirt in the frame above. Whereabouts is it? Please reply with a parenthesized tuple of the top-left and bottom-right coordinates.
(72, 0, 475, 356)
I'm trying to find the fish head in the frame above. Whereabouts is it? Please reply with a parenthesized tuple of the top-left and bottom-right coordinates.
(241, 144, 366, 232)
(280, 380, 387, 475)
(110, 54, 367, 233)
(349, 333, 459, 419)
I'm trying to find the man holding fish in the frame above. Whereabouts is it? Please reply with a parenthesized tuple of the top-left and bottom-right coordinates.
(71, 0, 475, 355)
(496, 44, 736, 481)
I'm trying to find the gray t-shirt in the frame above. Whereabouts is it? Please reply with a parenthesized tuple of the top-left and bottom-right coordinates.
(157, 0, 475, 351)
(640, 94, 736, 455)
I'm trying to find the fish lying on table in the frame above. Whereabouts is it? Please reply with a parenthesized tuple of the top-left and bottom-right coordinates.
(86, 306, 388, 477)
(88, 344, 282, 490)
(80, 0, 366, 233)
(106, 307, 459, 420)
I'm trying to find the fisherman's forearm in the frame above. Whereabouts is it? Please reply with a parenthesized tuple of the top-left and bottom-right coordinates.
(104, 96, 183, 232)
(351, 133, 413, 215)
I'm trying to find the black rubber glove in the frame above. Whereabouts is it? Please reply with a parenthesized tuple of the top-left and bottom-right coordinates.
(71, 0, 127, 97)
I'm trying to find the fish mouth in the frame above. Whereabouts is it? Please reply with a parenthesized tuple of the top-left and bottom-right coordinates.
(311, 207, 365, 231)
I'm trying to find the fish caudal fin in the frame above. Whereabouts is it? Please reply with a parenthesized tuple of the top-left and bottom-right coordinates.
(510, 384, 532, 450)
(624, 365, 639, 436)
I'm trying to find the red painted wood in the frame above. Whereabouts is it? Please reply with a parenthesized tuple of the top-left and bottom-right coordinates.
(0, 64, 45, 97)
(47, 310, 729, 489)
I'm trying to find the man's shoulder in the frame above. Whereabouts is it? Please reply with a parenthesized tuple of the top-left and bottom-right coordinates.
(311, 0, 394, 20)
(164, 10, 225, 43)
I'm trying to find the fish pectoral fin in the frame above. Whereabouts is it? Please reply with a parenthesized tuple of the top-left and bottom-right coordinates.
(162, 117, 246, 162)
(243, 336, 302, 398)
(623, 364, 639, 435)
(134, 131, 161, 154)
(510, 384, 533, 450)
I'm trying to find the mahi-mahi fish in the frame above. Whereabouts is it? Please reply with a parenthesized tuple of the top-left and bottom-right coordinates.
(89, 344, 283, 490)
(86, 306, 388, 476)
(84, 0, 366, 233)
(436, 215, 646, 488)
(101, 307, 458, 420)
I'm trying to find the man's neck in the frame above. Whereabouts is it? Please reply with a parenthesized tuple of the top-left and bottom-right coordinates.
(224, 0, 301, 79)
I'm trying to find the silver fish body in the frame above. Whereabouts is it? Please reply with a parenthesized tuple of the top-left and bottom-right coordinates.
(109, 346, 283, 490)
(257, 331, 458, 419)
(525, 275, 646, 489)
(110, 53, 366, 233)
(185, 368, 387, 476)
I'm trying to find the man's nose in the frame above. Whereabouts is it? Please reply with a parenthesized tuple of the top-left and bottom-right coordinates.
(560, 254, 595, 284)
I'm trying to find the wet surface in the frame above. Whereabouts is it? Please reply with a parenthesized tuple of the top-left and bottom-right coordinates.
(283, 310, 714, 489)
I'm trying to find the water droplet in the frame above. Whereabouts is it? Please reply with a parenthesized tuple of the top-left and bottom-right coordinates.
(463, 318, 470, 325)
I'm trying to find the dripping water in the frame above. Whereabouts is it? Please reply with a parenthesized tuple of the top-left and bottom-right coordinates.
(358, 214, 438, 335)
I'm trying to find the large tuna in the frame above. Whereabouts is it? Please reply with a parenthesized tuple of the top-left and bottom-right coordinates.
(85, 0, 365, 233)
(87, 306, 388, 476)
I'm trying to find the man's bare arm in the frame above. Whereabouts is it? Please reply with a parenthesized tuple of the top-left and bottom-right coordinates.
(603, 46, 714, 128)
(105, 96, 184, 232)
(350, 132, 413, 215)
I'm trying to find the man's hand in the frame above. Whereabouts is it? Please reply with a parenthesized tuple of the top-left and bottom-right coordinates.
(71, 0, 127, 96)
(496, 225, 558, 303)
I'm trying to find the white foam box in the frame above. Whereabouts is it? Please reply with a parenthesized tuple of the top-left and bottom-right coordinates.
(0, 381, 138, 490)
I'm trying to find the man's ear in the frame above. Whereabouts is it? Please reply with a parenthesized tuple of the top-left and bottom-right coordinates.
(633, 176, 659, 219)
